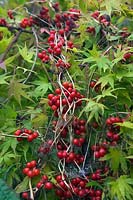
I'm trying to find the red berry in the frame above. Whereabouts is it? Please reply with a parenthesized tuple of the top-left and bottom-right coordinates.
(68, 152, 75, 161)
(26, 162, 32, 168)
(22, 192, 29, 199)
(94, 151, 100, 158)
(51, 105, 57, 111)
(14, 129, 22, 136)
(32, 168, 40, 176)
(42, 175, 48, 182)
(27, 170, 34, 178)
(55, 88, 61, 94)
(48, 94, 54, 100)
(95, 190, 102, 197)
(27, 135, 34, 142)
(90, 81, 96, 88)
(73, 138, 79, 146)
(30, 160, 36, 168)
(113, 134, 120, 141)
(32, 132, 39, 139)
(23, 167, 29, 175)
(36, 182, 43, 188)
(99, 148, 106, 157)
(44, 182, 53, 190)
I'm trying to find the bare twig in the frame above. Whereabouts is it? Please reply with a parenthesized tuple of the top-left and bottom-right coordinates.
(29, 178, 34, 200)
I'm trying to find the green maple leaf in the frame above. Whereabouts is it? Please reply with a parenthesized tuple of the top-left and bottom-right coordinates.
(96, 74, 115, 89)
(0, 74, 10, 84)
(82, 46, 112, 73)
(109, 175, 133, 200)
(101, 148, 128, 173)
(18, 43, 34, 63)
(80, 99, 107, 122)
(8, 78, 31, 104)
(101, 0, 123, 15)
(32, 76, 53, 98)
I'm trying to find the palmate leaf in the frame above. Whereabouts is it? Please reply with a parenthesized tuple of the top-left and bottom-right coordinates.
(0, 36, 13, 54)
(32, 76, 53, 98)
(101, 0, 123, 16)
(101, 148, 128, 173)
(96, 74, 115, 89)
(0, 74, 10, 84)
(8, 78, 31, 104)
(82, 46, 112, 73)
(109, 175, 133, 200)
(18, 43, 34, 63)
(32, 113, 48, 129)
(95, 87, 117, 102)
(79, 0, 88, 13)
(116, 121, 133, 129)
(80, 99, 107, 122)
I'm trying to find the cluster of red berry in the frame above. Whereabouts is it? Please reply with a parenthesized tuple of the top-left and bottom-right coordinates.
(38, 29, 72, 68)
(54, 174, 103, 199)
(38, 139, 53, 155)
(123, 52, 133, 61)
(91, 167, 109, 181)
(36, 175, 53, 189)
(23, 160, 40, 178)
(36, 4, 80, 69)
(48, 82, 83, 114)
(91, 142, 107, 159)
(89, 80, 101, 93)
(22, 174, 53, 199)
(0, 18, 7, 26)
(20, 16, 34, 28)
(57, 151, 84, 164)
(7, 10, 14, 19)
(91, 11, 110, 26)
(38, 6, 50, 21)
(106, 116, 122, 143)
(14, 128, 39, 142)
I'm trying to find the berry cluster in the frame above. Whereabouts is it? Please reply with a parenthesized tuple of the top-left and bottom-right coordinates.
(123, 52, 133, 61)
(54, 174, 103, 199)
(106, 116, 122, 143)
(38, 139, 53, 155)
(14, 128, 39, 142)
(7, 10, 14, 19)
(56, 58, 71, 69)
(57, 151, 84, 164)
(36, 175, 53, 190)
(91, 167, 109, 181)
(38, 29, 72, 68)
(20, 16, 34, 28)
(36, 3, 80, 70)
(90, 80, 101, 93)
(87, 26, 95, 34)
(38, 6, 50, 21)
(91, 11, 110, 26)
(48, 82, 83, 114)
(72, 118, 86, 135)
(91, 143, 107, 159)
(120, 27, 130, 38)
(23, 160, 40, 178)
(38, 50, 50, 62)
(0, 18, 7, 26)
